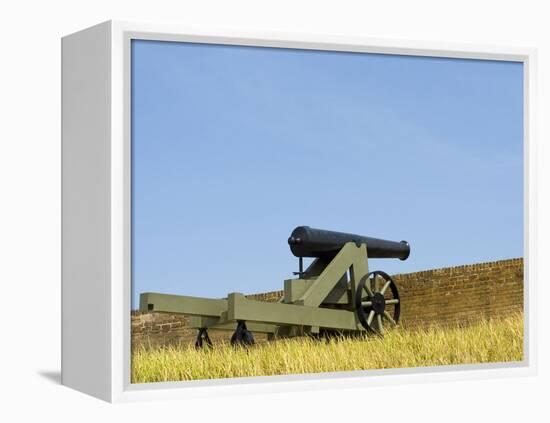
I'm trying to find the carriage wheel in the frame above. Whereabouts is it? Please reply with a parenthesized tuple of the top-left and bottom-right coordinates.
(194, 328, 213, 349)
(230, 321, 255, 346)
(355, 270, 400, 335)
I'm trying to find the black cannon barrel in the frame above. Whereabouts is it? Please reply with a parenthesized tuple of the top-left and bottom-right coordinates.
(288, 226, 410, 260)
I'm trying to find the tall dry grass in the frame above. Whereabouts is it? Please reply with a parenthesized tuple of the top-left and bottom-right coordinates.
(131, 313, 523, 383)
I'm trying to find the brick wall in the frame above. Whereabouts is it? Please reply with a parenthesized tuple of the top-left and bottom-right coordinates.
(132, 258, 523, 348)
(394, 258, 523, 327)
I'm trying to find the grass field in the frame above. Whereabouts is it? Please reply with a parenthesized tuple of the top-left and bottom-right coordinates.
(131, 313, 523, 383)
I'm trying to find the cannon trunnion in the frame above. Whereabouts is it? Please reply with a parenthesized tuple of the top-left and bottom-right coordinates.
(139, 226, 410, 346)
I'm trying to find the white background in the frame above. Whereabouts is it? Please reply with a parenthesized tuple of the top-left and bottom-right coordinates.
(0, 0, 548, 421)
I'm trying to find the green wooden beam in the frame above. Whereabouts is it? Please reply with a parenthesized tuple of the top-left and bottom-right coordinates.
(188, 314, 278, 334)
(139, 292, 227, 317)
(299, 242, 368, 307)
(227, 292, 363, 331)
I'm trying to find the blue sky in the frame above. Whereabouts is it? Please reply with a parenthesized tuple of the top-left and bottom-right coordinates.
(131, 40, 523, 308)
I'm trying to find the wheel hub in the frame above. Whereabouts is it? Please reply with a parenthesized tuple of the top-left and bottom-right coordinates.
(371, 292, 386, 314)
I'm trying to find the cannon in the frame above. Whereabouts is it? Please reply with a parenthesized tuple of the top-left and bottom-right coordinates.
(139, 226, 410, 346)
(288, 226, 410, 260)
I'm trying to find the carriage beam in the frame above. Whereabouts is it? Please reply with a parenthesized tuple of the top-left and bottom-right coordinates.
(139, 293, 227, 317)
(227, 293, 363, 331)
(188, 315, 278, 334)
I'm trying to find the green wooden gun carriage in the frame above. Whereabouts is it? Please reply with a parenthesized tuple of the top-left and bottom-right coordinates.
(139, 226, 410, 347)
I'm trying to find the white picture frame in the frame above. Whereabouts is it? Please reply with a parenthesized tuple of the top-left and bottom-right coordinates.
(61, 20, 537, 403)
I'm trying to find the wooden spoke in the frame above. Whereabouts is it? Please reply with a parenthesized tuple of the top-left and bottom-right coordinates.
(385, 299, 399, 305)
(363, 284, 374, 298)
(367, 310, 375, 326)
(383, 311, 397, 325)
(361, 301, 372, 307)
(380, 280, 392, 295)
(377, 314, 384, 335)
(373, 274, 380, 292)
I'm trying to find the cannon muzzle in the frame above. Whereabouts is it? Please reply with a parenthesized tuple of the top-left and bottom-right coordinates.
(288, 226, 410, 260)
